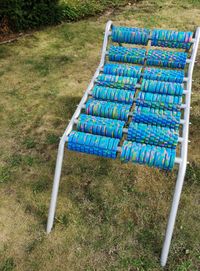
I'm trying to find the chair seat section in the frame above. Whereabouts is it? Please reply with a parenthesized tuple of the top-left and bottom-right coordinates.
(151, 29, 193, 49)
(127, 122, 178, 148)
(103, 63, 142, 78)
(111, 26, 150, 45)
(141, 79, 184, 96)
(109, 45, 146, 65)
(92, 86, 135, 104)
(85, 99, 131, 121)
(68, 131, 120, 159)
(76, 114, 125, 139)
(132, 106, 181, 129)
(120, 141, 176, 170)
(96, 74, 138, 90)
(147, 49, 187, 69)
(136, 92, 182, 111)
(143, 67, 184, 83)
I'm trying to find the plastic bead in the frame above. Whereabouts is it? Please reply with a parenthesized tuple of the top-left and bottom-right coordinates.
(85, 99, 131, 121)
(77, 114, 125, 139)
(141, 79, 184, 96)
(120, 140, 176, 170)
(143, 67, 184, 83)
(127, 122, 179, 148)
(103, 63, 142, 78)
(132, 106, 181, 129)
(96, 74, 138, 90)
(68, 131, 120, 159)
(92, 86, 135, 104)
(111, 26, 150, 45)
(147, 49, 187, 69)
(151, 29, 193, 49)
(109, 45, 146, 65)
(136, 92, 182, 111)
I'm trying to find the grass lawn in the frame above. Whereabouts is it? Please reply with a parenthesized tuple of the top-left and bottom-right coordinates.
(0, 0, 200, 270)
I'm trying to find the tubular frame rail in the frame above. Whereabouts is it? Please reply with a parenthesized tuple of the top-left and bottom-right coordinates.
(46, 21, 200, 267)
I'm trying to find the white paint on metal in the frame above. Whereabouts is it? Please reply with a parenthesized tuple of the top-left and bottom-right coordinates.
(46, 20, 113, 234)
(160, 27, 200, 267)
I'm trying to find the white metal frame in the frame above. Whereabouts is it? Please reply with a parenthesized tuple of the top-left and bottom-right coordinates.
(160, 26, 200, 266)
(46, 21, 113, 234)
(46, 21, 200, 267)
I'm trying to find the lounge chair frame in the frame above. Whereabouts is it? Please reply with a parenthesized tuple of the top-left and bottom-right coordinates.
(46, 21, 200, 267)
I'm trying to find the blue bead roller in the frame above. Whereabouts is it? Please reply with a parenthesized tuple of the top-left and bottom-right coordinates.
(77, 114, 125, 139)
(63, 23, 195, 172)
(85, 99, 131, 121)
(127, 122, 178, 148)
(111, 26, 150, 45)
(147, 49, 187, 69)
(109, 45, 146, 65)
(68, 131, 120, 159)
(136, 92, 182, 111)
(103, 63, 142, 78)
(132, 106, 181, 129)
(151, 29, 193, 50)
(92, 86, 135, 104)
(96, 74, 138, 90)
(143, 67, 184, 83)
(141, 79, 184, 96)
(120, 141, 176, 170)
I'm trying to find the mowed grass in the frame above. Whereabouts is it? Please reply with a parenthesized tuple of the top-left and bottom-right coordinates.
(0, 0, 200, 270)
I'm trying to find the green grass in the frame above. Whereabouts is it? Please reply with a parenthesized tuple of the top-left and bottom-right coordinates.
(60, 0, 135, 22)
(0, 0, 200, 270)
(0, 257, 16, 271)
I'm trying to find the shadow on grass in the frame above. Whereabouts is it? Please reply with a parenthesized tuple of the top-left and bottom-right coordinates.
(0, 45, 11, 59)
(189, 113, 200, 137)
(24, 53, 73, 76)
(55, 95, 82, 120)
(185, 161, 200, 185)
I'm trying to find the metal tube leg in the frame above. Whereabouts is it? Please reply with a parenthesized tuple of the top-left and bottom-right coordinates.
(160, 163, 186, 267)
(46, 138, 65, 234)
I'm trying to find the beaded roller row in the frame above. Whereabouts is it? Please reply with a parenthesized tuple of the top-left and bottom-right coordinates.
(77, 114, 125, 139)
(85, 99, 131, 121)
(146, 49, 187, 69)
(103, 63, 142, 78)
(151, 29, 193, 49)
(111, 26, 150, 45)
(120, 141, 176, 170)
(127, 122, 178, 148)
(68, 131, 119, 159)
(92, 86, 135, 104)
(111, 26, 193, 50)
(108, 46, 187, 69)
(136, 92, 182, 111)
(132, 106, 181, 129)
(141, 79, 184, 96)
(143, 67, 184, 83)
(109, 45, 146, 65)
(96, 74, 138, 90)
